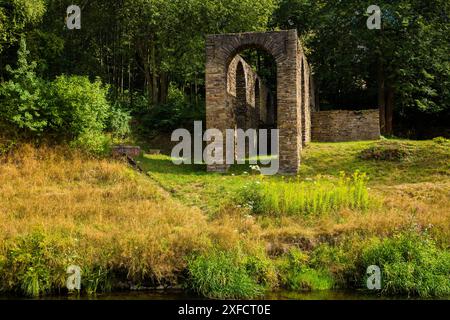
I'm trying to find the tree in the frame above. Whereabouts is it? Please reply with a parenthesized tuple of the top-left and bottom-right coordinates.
(272, 0, 450, 136)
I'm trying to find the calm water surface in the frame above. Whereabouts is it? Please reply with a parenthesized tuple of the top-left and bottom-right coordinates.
(1, 290, 441, 300)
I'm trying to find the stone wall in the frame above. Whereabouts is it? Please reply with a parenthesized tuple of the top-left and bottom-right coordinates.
(227, 55, 269, 129)
(311, 110, 380, 142)
(206, 30, 304, 173)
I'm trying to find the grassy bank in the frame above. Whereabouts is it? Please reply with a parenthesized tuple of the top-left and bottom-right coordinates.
(0, 139, 449, 298)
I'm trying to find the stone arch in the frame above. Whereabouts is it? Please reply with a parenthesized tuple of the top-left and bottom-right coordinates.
(206, 30, 304, 174)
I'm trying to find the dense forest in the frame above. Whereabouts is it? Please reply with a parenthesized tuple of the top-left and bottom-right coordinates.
(1, 0, 449, 153)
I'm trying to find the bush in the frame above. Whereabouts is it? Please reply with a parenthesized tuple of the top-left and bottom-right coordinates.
(107, 103, 131, 139)
(70, 131, 111, 156)
(236, 171, 370, 216)
(134, 83, 205, 136)
(49, 75, 110, 138)
(0, 37, 121, 154)
(359, 232, 450, 297)
(0, 37, 50, 137)
(186, 250, 264, 299)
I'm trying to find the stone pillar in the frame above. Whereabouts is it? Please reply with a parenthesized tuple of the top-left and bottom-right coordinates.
(276, 29, 301, 174)
(205, 36, 229, 172)
(303, 56, 311, 144)
(205, 30, 304, 174)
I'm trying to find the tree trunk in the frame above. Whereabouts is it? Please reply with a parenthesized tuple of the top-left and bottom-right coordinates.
(150, 38, 159, 106)
(377, 58, 386, 135)
(385, 86, 394, 135)
(159, 72, 168, 104)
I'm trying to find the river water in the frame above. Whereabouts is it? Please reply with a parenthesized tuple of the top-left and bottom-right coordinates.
(1, 289, 436, 300)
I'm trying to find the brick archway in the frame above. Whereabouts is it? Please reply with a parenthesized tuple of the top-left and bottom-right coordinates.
(205, 30, 310, 174)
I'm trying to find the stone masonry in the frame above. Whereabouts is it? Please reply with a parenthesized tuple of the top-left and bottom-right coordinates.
(227, 55, 270, 130)
(205, 30, 379, 174)
(311, 110, 380, 142)
(205, 30, 312, 174)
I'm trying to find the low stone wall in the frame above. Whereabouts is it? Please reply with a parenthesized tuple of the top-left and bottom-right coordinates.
(112, 145, 141, 158)
(311, 110, 380, 142)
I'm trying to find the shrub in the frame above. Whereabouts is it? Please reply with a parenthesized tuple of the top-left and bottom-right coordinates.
(107, 103, 131, 139)
(0, 37, 50, 137)
(134, 83, 205, 136)
(186, 250, 264, 299)
(0, 38, 120, 154)
(243, 251, 278, 289)
(236, 171, 370, 216)
(49, 75, 111, 138)
(70, 131, 111, 156)
(359, 232, 450, 297)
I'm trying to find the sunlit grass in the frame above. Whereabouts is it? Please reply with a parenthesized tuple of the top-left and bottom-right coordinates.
(236, 171, 370, 216)
(0, 139, 449, 298)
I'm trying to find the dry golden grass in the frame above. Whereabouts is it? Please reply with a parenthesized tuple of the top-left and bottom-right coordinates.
(0, 145, 213, 284)
(255, 182, 450, 250)
(0, 143, 448, 296)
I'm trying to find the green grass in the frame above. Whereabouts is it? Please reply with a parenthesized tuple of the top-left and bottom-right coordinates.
(236, 171, 369, 216)
(298, 139, 450, 186)
(138, 139, 450, 214)
(186, 250, 264, 299)
(1, 140, 448, 298)
(277, 248, 334, 291)
(360, 232, 450, 297)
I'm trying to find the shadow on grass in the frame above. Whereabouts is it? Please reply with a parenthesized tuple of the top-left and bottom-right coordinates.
(138, 154, 265, 176)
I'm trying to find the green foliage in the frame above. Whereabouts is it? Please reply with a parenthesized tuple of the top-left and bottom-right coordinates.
(82, 266, 112, 295)
(136, 83, 205, 135)
(277, 248, 334, 291)
(0, 0, 46, 52)
(432, 137, 450, 144)
(49, 75, 111, 138)
(236, 171, 370, 216)
(243, 250, 278, 289)
(0, 232, 67, 297)
(0, 37, 49, 136)
(359, 232, 450, 297)
(186, 250, 264, 299)
(107, 104, 131, 139)
(272, 0, 450, 136)
(69, 131, 112, 156)
(0, 39, 117, 154)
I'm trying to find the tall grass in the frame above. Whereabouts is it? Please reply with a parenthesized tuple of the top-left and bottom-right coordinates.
(237, 171, 370, 216)
(277, 248, 334, 291)
(360, 232, 450, 297)
(0, 144, 212, 296)
(186, 250, 264, 299)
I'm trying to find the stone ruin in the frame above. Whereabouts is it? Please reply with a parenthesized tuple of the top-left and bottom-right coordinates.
(205, 29, 313, 174)
(205, 29, 380, 174)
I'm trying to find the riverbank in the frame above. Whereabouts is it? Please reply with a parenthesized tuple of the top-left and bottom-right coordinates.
(0, 139, 449, 298)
